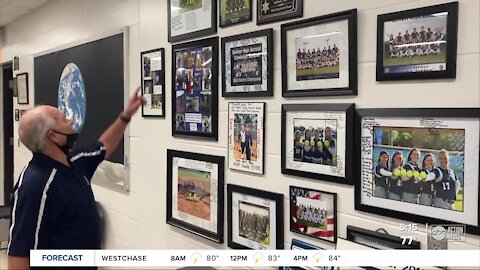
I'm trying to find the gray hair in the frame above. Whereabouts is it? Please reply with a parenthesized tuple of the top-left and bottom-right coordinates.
(19, 109, 56, 153)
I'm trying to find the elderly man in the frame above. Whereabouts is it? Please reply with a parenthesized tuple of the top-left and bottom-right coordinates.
(8, 89, 144, 269)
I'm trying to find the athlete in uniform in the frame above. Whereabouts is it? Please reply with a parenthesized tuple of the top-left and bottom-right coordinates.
(388, 151, 404, 201)
(419, 153, 436, 206)
(402, 148, 421, 203)
(432, 150, 461, 210)
(374, 151, 391, 198)
(294, 130, 303, 161)
(322, 127, 336, 165)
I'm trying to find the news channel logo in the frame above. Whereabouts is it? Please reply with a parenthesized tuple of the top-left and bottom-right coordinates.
(428, 224, 466, 242)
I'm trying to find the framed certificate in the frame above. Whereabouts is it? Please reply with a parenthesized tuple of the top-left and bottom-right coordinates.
(168, 0, 217, 43)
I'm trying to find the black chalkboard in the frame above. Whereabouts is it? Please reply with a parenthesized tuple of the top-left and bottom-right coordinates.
(34, 33, 124, 164)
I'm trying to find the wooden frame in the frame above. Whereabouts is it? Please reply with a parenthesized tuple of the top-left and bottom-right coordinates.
(281, 103, 355, 185)
(222, 29, 274, 97)
(355, 108, 480, 236)
(219, 0, 252, 27)
(16, 72, 29, 105)
(281, 9, 357, 97)
(141, 48, 165, 117)
(167, 0, 217, 43)
(172, 37, 219, 140)
(227, 184, 284, 249)
(257, 0, 303, 25)
(376, 2, 459, 81)
(166, 149, 225, 243)
(290, 186, 337, 243)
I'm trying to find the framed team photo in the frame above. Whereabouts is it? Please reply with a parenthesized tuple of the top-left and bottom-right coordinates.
(166, 149, 224, 243)
(347, 225, 420, 249)
(257, 0, 303, 25)
(281, 9, 357, 97)
(228, 102, 265, 174)
(141, 48, 165, 117)
(376, 2, 458, 81)
(355, 108, 480, 236)
(220, 0, 252, 27)
(172, 37, 218, 140)
(222, 29, 273, 97)
(227, 184, 284, 250)
(290, 186, 337, 243)
(167, 0, 217, 43)
(281, 103, 355, 185)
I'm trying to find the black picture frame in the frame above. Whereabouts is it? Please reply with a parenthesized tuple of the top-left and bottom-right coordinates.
(280, 239, 324, 270)
(281, 103, 355, 185)
(221, 29, 274, 97)
(281, 9, 357, 97)
(347, 225, 421, 249)
(166, 149, 225, 243)
(141, 48, 165, 118)
(376, 2, 459, 81)
(290, 186, 337, 243)
(16, 72, 29, 105)
(228, 102, 266, 174)
(167, 0, 217, 43)
(227, 184, 284, 249)
(355, 108, 480, 236)
(219, 0, 252, 27)
(257, 0, 303, 25)
(172, 37, 219, 140)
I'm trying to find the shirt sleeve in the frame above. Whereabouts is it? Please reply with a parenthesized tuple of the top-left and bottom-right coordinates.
(70, 141, 106, 180)
(8, 173, 62, 256)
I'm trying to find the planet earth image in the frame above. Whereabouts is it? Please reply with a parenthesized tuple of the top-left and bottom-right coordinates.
(58, 63, 86, 132)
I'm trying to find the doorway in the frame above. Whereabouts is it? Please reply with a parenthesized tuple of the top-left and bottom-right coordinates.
(2, 64, 13, 206)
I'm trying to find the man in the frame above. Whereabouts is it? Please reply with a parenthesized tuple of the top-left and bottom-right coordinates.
(8, 88, 145, 269)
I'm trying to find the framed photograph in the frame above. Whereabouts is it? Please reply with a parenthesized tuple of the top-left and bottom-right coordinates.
(376, 2, 458, 81)
(281, 103, 355, 185)
(228, 102, 265, 174)
(167, 0, 217, 43)
(280, 239, 331, 270)
(222, 29, 273, 97)
(257, 0, 303, 25)
(290, 186, 337, 243)
(166, 149, 224, 243)
(281, 9, 357, 97)
(355, 108, 480, 236)
(220, 0, 252, 27)
(172, 37, 218, 140)
(347, 226, 420, 249)
(16, 72, 29, 105)
(141, 48, 165, 117)
(227, 184, 284, 249)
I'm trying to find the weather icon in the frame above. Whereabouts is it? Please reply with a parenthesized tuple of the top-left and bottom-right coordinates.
(314, 252, 324, 263)
(191, 252, 201, 264)
(253, 252, 263, 263)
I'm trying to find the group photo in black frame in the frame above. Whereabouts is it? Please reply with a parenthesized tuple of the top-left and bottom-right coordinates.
(355, 108, 480, 236)
(141, 48, 165, 117)
(290, 186, 337, 243)
(222, 29, 273, 97)
(219, 0, 252, 27)
(257, 0, 303, 25)
(376, 2, 459, 81)
(281, 103, 355, 185)
(227, 184, 284, 250)
(346, 225, 421, 250)
(228, 102, 266, 174)
(166, 149, 225, 243)
(172, 37, 219, 140)
(281, 9, 357, 97)
(167, 0, 217, 43)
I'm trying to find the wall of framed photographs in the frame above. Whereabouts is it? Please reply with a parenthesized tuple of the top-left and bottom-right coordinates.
(1, 0, 479, 260)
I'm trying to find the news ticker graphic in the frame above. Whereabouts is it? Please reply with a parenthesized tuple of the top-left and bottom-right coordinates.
(30, 250, 480, 267)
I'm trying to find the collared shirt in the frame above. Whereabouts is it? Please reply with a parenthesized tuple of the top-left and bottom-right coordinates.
(8, 142, 106, 256)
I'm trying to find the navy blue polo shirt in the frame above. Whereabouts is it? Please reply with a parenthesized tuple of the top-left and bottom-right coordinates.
(8, 142, 106, 256)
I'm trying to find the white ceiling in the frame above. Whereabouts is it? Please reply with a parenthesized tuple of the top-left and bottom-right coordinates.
(0, 0, 50, 26)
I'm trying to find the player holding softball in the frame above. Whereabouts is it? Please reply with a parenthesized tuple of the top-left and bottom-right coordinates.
(294, 130, 303, 161)
(302, 129, 313, 163)
(388, 151, 404, 201)
(322, 127, 336, 165)
(418, 153, 437, 206)
(401, 148, 422, 203)
(432, 150, 461, 210)
(311, 129, 323, 164)
(373, 151, 392, 198)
